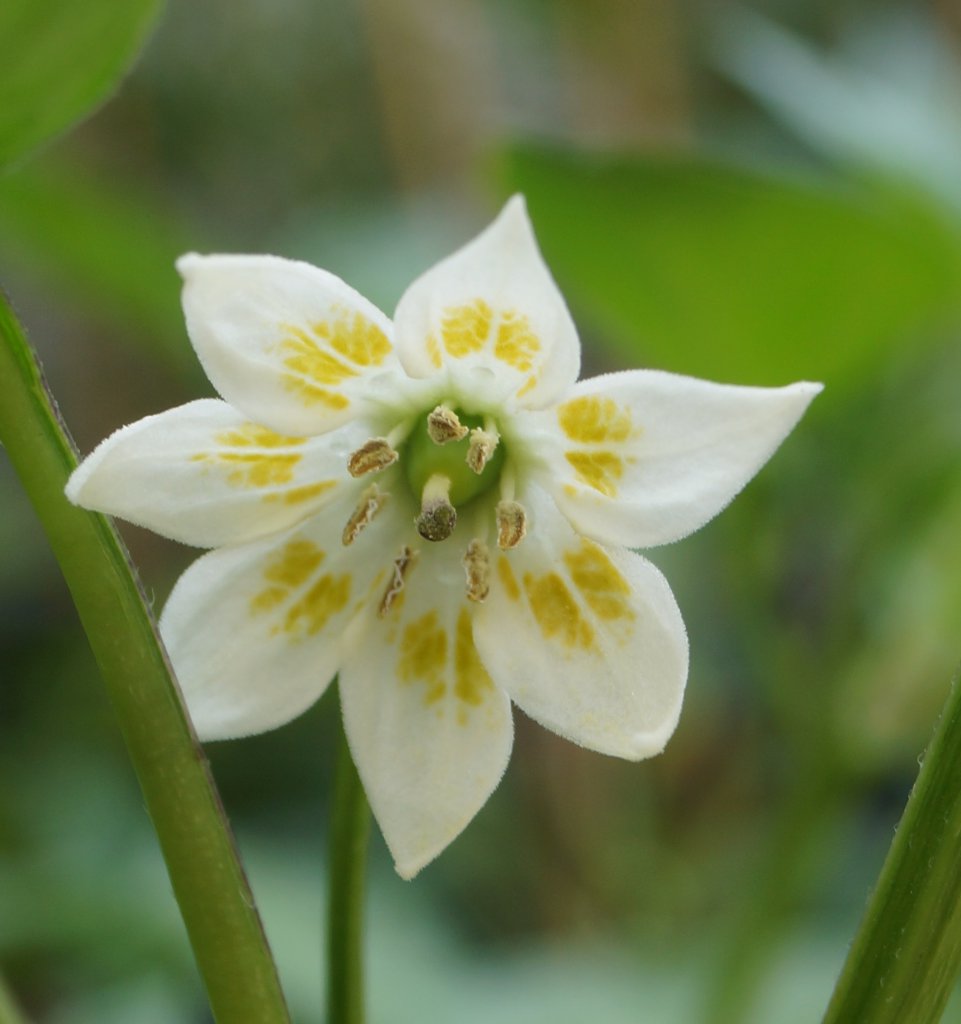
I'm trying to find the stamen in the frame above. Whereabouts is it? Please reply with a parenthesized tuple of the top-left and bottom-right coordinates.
(415, 473, 457, 542)
(379, 545, 417, 617)
(427, 405, 468, 445)
(347, 437, 398, 477)
(463, 539, 491, 602)
(342, 484, 388, 546)
(466, 426, 499, 474)
(496, 500, 527, 550)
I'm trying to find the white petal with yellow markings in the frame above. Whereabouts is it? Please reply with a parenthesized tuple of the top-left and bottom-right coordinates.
(178, 254, 404, 436)
(160, 493, 396, 740)
(521, 371, 822, 548)
(339, 544, 513, 879)
(473, 486, 688, 760)
(392, 196, 580, 409)
(66, 399, 369, 548)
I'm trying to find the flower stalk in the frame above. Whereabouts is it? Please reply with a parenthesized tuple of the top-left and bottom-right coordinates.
(0, 293, 289, 1024)
(0, 974, 29, 1024)
(822, 669, 961, 1023)
(327, 710, 371, 1024)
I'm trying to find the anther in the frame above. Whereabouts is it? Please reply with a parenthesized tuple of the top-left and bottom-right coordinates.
(342, 485, 388, 546)
(347, 437, 398, 477)
(463, 539, 491, 602)
(379, 545, 417, 617)
(466, 427, 499, 474)
(496, 500, 527, 550)
(415, 473, 457, 542)
(427, 405, 468, 445)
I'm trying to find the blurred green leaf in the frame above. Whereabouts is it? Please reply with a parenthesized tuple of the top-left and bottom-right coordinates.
(712, 9, 961, 218)
(0, 159, 197, 378)
(0, 0, 162, 171)
(500, 146, 961, 386)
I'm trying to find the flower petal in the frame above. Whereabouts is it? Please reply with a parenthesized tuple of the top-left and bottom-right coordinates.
(473, 487, 688, 759)
(522, 371, 822, 548)
(392, 196, 580, 409)
(66, 399, 368, 548)
(339, 544, 513, 879)
(178, 254, 405, 436)
(160, 492, 397, 740)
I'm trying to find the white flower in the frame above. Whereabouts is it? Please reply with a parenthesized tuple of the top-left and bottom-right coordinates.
(66, 197, 821, 878)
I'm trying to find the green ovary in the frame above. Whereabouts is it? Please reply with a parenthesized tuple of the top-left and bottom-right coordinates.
(403, 411, 505, 507)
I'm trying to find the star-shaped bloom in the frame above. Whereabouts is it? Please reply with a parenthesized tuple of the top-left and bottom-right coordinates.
(66, 197, 820, 878)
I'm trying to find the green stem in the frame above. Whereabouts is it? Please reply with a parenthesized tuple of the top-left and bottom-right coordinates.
(0, 974, 30, 1024)
(0, 293, 290, 1023)
(326, 709, 371, 1024)
(823, 670, 961, 1024)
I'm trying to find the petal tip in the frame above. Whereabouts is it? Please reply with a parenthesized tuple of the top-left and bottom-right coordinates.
(493, 193, 534, 241)
(175, 252, 203, 279)
(393, 858, 425, 882)
(63, 465, 85, 505)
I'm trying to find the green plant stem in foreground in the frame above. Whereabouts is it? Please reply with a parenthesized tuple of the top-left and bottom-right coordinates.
(0, 974, 30, 1024)
(327, 711, 371, 1024)
(0, 293, 290, 1024)
(823, 669, 961, 1024)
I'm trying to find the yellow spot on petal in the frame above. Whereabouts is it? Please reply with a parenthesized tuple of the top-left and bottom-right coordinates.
(398, 610, 447, 705)
(497, 556, 521, 601)
(278, 307, 387, 409)
(523, 571, 594, 650)
(193, 423, 306, 489)
(494, 310, 539, 372)
(517, 374, 538, 398)
(557, 396, 634, 444)
(565, 451, 624, 497)
(564, 540, 634, 622)
(280, 327, 356, 385)
(454, 609, 492, 711)
(250, 585, 287, 613)
(262, 539, 324, 588)
(263, 480, 338, 505)
(218, 424, 306, 449)
(283, 573, 351, 637)
(441, 299, 492, 357)
(249, 539, 351, 638)
(324, 309, 392, 367)
(425, 332, 443, 369)
(281, 375, 351, 411)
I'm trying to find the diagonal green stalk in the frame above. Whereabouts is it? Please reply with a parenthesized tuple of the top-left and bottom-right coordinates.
(823, 668, 961, 1024)
(326, 708, 371, 1024)
(0, 292, 290, 1024)
(0, 974, 30, 1024)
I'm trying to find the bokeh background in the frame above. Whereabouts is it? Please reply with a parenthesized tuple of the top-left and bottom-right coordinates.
(3, 0, 961, 1021)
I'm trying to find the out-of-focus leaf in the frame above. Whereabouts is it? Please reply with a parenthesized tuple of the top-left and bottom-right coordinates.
(499, 145, 961, 386)
(713, 9, 961, 218)
(0, 0, 162, 171)
(0, 159, 198, 378)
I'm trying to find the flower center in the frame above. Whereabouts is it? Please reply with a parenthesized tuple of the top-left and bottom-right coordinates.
(344, 403, 528, 610)
(403, 407, 505, 541)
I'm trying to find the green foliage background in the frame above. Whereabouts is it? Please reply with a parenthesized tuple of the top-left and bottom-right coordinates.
(3, 0, 961, 1021)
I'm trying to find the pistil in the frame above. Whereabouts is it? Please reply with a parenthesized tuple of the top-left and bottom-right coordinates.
(415, 473, 457, 542)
